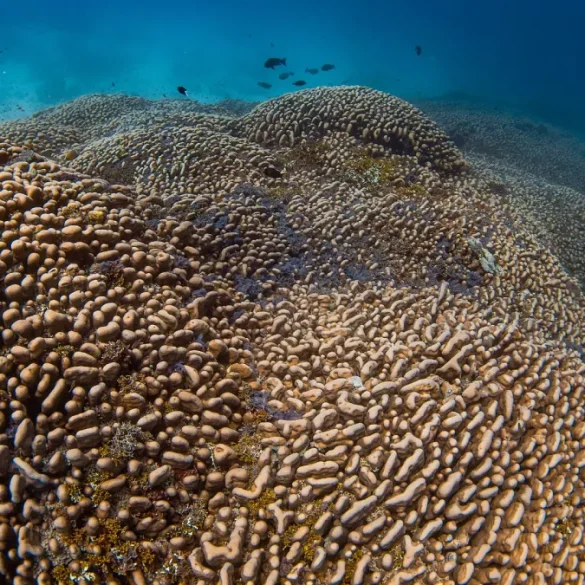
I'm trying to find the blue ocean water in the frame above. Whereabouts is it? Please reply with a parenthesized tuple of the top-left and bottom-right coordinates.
(0, 0, 583, 134)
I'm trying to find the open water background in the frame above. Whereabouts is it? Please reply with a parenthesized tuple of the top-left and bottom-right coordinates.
(0, 0, 582, 136)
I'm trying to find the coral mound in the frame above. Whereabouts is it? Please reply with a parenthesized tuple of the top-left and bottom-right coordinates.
(418, 98, 585, 288)
(230, 86, 468, 172)
(417, 98, 585, 193)
(31, 94, 152, 134)
(0, 88, 585, 585)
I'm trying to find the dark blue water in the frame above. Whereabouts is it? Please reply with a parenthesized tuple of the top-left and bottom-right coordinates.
(1, 0, 583, 134)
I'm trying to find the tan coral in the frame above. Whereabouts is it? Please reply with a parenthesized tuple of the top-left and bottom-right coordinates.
(0, 85, 585, 585)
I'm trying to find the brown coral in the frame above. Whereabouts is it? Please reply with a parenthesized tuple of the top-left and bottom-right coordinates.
(0, 85, 584, 585)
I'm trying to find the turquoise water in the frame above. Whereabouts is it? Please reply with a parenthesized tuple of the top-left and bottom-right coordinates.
(1, 0, 583, 133)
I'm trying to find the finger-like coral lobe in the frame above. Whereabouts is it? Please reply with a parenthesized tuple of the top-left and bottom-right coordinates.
(0, 87, 584, 585)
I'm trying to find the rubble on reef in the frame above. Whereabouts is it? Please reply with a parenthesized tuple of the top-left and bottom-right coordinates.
(0, 87, 585, 585)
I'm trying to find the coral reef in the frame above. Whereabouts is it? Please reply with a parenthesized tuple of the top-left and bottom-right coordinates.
(418, 99, 585, 286)
(418, 98, 585, 193)
(230, 86, 468, 173)
(0, 86, 584, 585)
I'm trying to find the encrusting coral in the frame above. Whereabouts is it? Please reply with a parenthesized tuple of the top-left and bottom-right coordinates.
(0, 86, 585, 585)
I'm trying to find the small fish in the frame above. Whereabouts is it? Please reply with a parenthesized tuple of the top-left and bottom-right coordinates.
(305, 67, 319, 75)
(263, 166, 282, 178)
(279, 72, 294, 80)
(258, 82, 272, 89)
(415, 45, 422, 56)
(321, 63, 335, 71)
(292, 80, 307, 86)
(111, 82, 116, 87)
(264, 57, 286, 69)
(270, 42, 275, 48)
(177, 86, 188, 96)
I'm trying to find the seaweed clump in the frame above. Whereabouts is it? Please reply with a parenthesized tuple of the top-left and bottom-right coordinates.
(100, 340, 132, 368)
(268, 183, 302, 201)
(50, 518, 155, 584)
(342, 147, 399, 186)
(278, 138, 329, 172)
(101, 421, 150, 463)
(246, 488, 277, 516)
(90, 260, 126, 288)
(233, 429, 264, 465)
(249, 391, 303, 421)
